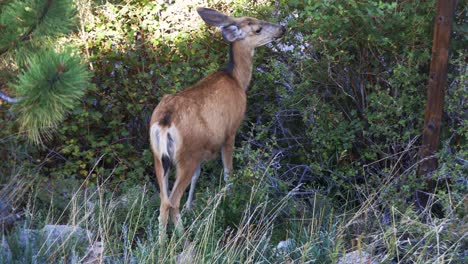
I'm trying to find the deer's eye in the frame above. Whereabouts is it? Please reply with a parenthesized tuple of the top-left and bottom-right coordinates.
(255, 27, 262, 34)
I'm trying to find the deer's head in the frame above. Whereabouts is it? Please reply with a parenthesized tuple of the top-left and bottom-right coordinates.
(197, 7, 286, 48)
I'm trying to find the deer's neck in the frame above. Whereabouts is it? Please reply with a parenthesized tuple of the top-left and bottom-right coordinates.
(224, 42, 254, 91)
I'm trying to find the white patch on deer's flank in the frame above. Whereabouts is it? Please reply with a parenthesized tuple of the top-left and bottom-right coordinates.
(149, 124, 161, 159)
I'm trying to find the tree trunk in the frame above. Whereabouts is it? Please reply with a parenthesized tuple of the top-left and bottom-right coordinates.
(416, 0, 458, 210)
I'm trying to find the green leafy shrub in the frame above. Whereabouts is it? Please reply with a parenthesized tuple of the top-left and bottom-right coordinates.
(243, 0, 438, 201)
(0, 1, 466, 262)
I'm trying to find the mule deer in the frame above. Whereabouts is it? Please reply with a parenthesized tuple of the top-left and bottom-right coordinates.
(149, 7, 285, 243)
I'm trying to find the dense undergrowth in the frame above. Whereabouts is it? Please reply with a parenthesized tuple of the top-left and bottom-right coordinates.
(0, 0, 466, 263)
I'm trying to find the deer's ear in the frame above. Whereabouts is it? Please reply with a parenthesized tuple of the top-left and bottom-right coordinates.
(221, 25, 245, 42)
(197, 7, 234, 27)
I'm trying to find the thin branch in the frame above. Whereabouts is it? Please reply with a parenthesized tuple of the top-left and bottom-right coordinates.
(0, 91, 20, 103)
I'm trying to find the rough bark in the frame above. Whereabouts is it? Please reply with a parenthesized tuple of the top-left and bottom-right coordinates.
(416, 0, 458, 210)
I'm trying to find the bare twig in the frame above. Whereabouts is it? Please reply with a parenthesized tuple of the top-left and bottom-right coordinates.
(0, 91, 20, 103)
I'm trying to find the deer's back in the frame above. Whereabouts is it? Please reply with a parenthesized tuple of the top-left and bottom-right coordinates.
(152, 71, 246, 159)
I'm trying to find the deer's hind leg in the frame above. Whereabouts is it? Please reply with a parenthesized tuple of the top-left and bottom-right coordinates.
(169, 156, 201, 235)
(154, 156, 172, 244)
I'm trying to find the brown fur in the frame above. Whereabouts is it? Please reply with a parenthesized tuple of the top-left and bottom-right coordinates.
(149, 7, 285, 243)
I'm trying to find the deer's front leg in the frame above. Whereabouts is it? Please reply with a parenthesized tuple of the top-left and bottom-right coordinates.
(221, 135, 235, 182)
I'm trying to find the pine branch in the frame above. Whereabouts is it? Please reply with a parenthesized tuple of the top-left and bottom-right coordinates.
(0, 0, 53, 55)
(0, 1, 86, 144)
(20, 0, 53, 42)
(13, 49, 91, 144)
(1, 0, 71, 56)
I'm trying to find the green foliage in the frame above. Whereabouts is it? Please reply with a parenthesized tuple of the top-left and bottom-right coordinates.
(32, 1, 228, 183)
(12, 49, 91, 144)
(243, 0, 438, 199)
(437, 49, 467, 218)
(0, 0, 91, 144)
(0, 0, 76, 62)
(0, 0, 466, 262)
